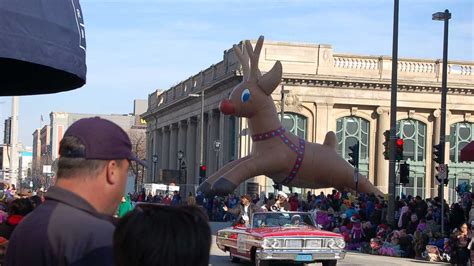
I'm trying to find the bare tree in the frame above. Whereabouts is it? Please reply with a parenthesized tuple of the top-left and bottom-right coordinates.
(128, 128, 146, 192)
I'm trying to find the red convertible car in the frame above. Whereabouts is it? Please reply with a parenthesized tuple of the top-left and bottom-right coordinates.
(216, 212, 346, 266)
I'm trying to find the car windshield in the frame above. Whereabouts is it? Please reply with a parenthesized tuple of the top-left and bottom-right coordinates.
(252, 212, 315, 228)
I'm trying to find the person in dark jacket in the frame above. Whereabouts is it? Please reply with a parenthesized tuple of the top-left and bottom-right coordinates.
(450, 203, 466, 232)
(0, 198, 34, 239)
(406, 214, 419, 235)
(223, 195, 260, 227)
(450, 223, 471, 265)
(5, 117, 146, 266)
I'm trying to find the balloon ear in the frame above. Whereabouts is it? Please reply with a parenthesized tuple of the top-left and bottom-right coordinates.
(258, 61, 282, 96)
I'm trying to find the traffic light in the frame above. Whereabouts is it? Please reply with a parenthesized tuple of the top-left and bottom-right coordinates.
(396, 138, 404, 161)
(199, 165, 206, 184)
(383, 130, 390, 160)
(433, 143, 442, 164)
(348, 142, 360, 169)
(199, 165, 206, 177)
(400, 162, 409, 184)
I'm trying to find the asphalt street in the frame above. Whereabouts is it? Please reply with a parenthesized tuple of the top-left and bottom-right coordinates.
(208, 222, 449, 266)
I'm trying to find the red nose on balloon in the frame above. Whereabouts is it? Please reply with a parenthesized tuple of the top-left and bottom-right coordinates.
(220, 100, 235, 115)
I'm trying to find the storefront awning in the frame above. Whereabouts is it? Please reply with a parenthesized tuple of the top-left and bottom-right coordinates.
(460, 141, 474, 162)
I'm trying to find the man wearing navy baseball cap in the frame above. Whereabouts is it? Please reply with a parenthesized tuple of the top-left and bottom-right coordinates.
(6, 117, 146, 266)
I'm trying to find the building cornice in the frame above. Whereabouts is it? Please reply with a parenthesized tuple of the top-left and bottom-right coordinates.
(143, 39, 473, 121)
(142, 73, 241, 120)
(282, 75, 474, 95)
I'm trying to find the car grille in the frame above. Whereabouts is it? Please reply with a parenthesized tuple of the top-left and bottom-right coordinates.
(286, 239, 303, 248)
(282, 238, 326, 248)
(306, 239, 325, 248)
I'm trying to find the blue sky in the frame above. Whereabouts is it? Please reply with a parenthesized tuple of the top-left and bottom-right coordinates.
(6, 0, 473, 146)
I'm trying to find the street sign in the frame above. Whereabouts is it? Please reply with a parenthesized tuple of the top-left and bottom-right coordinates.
(438, 164, 447, 180)
(43, 165, 52, 174)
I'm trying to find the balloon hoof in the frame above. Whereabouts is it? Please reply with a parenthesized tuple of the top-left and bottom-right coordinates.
(212, 178, 236, 196)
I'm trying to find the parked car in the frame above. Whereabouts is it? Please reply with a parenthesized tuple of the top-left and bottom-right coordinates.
(216, 212, 345, 266)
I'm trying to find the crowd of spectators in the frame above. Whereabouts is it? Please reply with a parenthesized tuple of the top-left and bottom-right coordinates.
(175, 188, 473, 264)
(4, 182, 474, 265)
(0, 184, 46, 262)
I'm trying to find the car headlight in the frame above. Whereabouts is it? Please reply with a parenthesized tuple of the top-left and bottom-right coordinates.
(262, 239, 271, 248)
(335, 238, 346, 249)
(262, 238, 281, 249)
(272, 239, 281, 248)
(262, 239, 275, 248)
(327, 239, 337, 249)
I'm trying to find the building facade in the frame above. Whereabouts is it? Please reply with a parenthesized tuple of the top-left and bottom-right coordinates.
(39, 125, 51, 167)
(18, 151, 32, 180)
(49, 113, 137, 161)
(31, 128, 41, 177)
(31, 100, 148, 190)
(142, 40, 474, 201)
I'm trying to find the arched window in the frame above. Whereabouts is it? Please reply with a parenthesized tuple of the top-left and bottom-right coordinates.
(396, 119, 426, 198)
(336, 116, 370, 176)
(396, 119, 426, 161)
(450, 122, 474, 163)
(276, 113, 308, 195)
(282, 113, 307, 139)
(448, 122, 474, 203)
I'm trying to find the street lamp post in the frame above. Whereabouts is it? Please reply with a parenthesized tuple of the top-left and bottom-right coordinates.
(280, 85, 290, 123)
(152, 154, 158, 183)
(432, 9, 451, 237)
(213, 140, 221, 170)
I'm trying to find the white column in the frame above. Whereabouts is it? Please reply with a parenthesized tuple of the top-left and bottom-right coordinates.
(161, 126, 170, 170)
(217, 111, 225, 169)
(206, 111, 216, 173)
(195, 114, 203, 179)
(177, 121, 186, 168)
(376, 107, 390, 193)
(146, 127, 153, 183)
(169, 124, 178, 170)
(155, 127, 162, 181)
(315, 102, 334, 143)
(222, 116, 230, 164)
(186, 118, 197, 187)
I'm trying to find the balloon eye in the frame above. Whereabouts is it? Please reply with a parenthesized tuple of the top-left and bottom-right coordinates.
(241, 89, 250, 103)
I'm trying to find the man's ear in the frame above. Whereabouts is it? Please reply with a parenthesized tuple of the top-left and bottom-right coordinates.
(106, 160, 119, 185)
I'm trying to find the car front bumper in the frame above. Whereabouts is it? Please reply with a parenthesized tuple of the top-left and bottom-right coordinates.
(256, 249, 346, 262)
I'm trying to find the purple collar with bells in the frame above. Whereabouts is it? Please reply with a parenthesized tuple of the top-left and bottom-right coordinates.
(251, 127, 306, 185)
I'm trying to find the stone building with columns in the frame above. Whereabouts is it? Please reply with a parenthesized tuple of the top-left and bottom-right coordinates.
(142, 39, 474, 202)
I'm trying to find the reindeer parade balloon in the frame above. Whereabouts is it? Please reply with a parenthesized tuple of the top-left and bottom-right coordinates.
(197, 36, 383, 197)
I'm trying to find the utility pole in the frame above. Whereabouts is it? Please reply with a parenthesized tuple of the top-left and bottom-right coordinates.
(387, 0, 399, 227)
(432, 9, 451, 237)
(9, 96, 19, 188)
